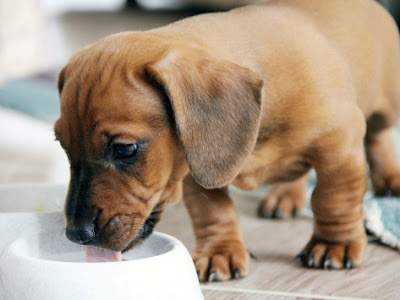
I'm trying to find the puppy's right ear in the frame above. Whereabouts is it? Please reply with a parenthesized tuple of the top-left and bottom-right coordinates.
(145, 48, 263, 189)
(58, 67, 66, 95)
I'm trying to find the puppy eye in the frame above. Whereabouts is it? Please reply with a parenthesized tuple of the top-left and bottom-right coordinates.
(113, 143, 138, 159)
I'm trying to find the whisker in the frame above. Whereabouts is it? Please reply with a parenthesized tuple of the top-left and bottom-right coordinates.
(172, 177, 211, 200)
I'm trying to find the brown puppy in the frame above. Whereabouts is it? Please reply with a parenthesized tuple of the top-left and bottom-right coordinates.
(55, 0, 400, 281)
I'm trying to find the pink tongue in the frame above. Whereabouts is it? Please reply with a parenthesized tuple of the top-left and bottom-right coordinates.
(85, 246, 124, 262)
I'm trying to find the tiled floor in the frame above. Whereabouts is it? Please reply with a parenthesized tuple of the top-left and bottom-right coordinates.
(1, 5, 400, 300)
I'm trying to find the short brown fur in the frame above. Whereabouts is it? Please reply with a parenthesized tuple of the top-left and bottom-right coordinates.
(55, 0, 400, 281)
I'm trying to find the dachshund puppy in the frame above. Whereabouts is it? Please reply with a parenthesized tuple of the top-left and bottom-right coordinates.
(55, 0, 400, 281)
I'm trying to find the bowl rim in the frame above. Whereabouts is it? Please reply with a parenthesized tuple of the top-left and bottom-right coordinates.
(3, 231, 184, 266)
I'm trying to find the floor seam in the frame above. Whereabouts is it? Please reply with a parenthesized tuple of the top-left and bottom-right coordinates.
(200, 285, 373, 300)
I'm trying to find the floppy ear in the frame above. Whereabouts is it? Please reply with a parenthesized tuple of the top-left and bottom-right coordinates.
(146, 49, 263, 189)
(58, 67, 67, 95)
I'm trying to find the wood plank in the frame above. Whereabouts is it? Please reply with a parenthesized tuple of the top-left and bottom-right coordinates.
(159, 187, 400, 300)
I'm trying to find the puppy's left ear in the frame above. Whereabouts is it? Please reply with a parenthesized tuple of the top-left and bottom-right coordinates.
(146, 48, 263, 189)
(58, 67, 67, 95)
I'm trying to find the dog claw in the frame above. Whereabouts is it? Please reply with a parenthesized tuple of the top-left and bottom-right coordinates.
(307, 255, 315, 268)
(323, 257, 332, 270)
(208, 271, 218, 282)
(375, 187, 392, 197)
(249, 250, 258, 261)
(292, 207, 298, 217)
(232, 267, 242, 279)
(344, 257, 353, 269)
(296, 251, 307, 265)
(272, 208, 282, 219)
(257, 206, 272, 218)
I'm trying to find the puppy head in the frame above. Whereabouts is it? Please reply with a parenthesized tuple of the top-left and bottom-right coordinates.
(55, 33, 263, 251)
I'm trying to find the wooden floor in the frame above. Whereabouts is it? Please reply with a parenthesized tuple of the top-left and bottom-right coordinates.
(1, 152, 399, 299)
(159, 188, 400, 300)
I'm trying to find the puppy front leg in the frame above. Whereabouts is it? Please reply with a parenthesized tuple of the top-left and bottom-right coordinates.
(183, 175, 248, 282)
(300, 132, 368, 269)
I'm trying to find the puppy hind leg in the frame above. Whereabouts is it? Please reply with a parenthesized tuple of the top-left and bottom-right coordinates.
(183, 174, 249, 282)
(257, 173, 309, 219)
(366, 119, 400, 196)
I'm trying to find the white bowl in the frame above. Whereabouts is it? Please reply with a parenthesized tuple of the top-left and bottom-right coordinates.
(0, 231, 203, 300)
(0, 184, 67, 255)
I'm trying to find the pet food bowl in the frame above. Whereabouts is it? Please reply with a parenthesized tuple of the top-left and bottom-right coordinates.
(0, 184, 67, 255)
(0, 231, 203, 300)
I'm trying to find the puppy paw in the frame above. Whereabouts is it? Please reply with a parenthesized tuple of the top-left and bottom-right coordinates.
(297, 236, 367, 269)
(192, 240, 249, 282)
(373, 170, 400, 197)
(257, 185, 306, 219)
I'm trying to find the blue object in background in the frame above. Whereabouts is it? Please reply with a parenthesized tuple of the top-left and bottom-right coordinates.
(0, 77, 60, 123)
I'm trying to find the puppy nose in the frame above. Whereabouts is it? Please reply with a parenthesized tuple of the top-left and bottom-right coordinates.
(66, 224, 96, 245)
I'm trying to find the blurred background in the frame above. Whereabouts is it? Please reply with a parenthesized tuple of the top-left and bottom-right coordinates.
(0, 0, 399, 185)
